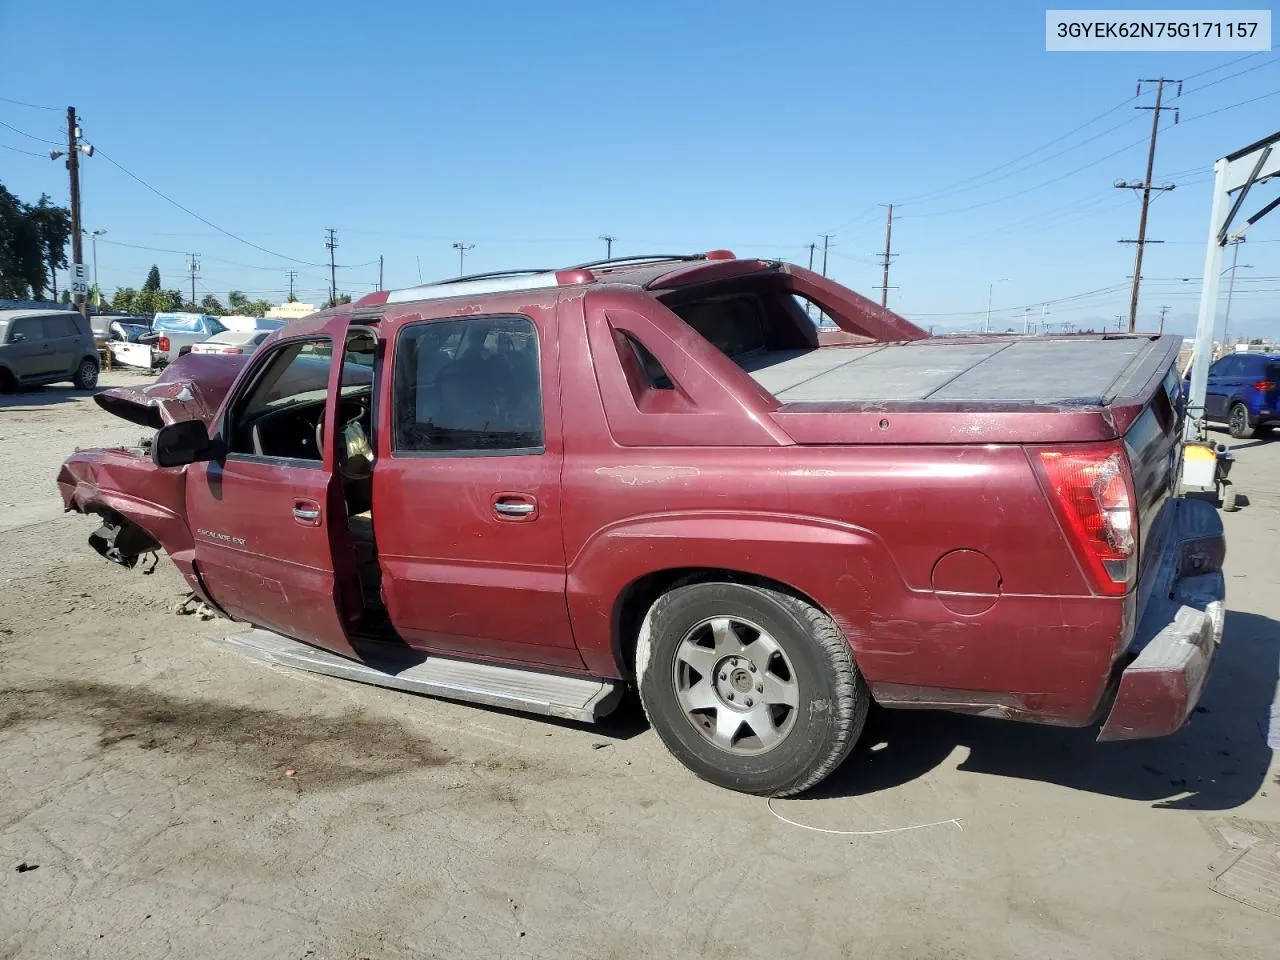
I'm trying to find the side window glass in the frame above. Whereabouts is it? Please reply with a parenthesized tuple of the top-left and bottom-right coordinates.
(228, 340, 333, 460)
(621, 332, 674, 390)
(394, 316, 542, 454)
(10, 319, 36, 342)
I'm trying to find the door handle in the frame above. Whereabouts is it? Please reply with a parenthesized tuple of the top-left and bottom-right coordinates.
(494, 501, 535, 517)
(492, 494, 537, 520)
(292, 500, 322, 525)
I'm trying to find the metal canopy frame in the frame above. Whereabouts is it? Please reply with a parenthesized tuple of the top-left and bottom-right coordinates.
(1186, 128, 1280, 438)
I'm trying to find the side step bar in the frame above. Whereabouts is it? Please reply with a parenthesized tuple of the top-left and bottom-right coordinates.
(216, 629, 623, 723)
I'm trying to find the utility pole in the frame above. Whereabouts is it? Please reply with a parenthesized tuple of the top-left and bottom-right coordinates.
(1023, 307, 1031, 334)
(877, 204, 895, 308)
(1040, 303, 1048, 334)
(187, 253, 200, 307)
(599, 234, 616, 259)
(86, 228, 105, 298)
(452, 241, 474, 276)
(1158, 304, 1169, 334)
(287, 270, 298, 301)
(325, 228, 339, 306)
(820, 234, 832, 277)
(984, 278, 1010, 333)
(378, 255, 384, 292)
(1221, 237, 1250, 350)
(66, 107, 85, 319)
(1117, 78, 1181, 332)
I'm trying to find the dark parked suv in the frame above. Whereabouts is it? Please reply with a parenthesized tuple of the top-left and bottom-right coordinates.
(0, 309, 100, 392)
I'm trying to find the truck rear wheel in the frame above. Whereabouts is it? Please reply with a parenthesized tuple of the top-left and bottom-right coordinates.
(637, 581, 868, 796)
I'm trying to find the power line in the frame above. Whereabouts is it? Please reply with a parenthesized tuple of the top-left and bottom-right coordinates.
(94, 148, 327, 267)
(1180, 87, 1280, 125)
(0, 117, 59, 145)
(1181, 51, 1266, 82)
(1180, 55, 1279, 96)
(0, 95, 60, 111)
(0, 141, 45, 158)
(895, 95, 1140, 207)
(900, 134, 1150, 219)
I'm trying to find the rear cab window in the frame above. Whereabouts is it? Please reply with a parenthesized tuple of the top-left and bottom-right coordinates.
(393, 315, 543, 455)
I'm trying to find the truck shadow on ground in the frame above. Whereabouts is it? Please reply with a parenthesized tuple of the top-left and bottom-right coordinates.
(811, 610, 1279, 810)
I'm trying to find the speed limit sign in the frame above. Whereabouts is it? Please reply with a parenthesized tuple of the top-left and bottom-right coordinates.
(71, 263, 89, 296)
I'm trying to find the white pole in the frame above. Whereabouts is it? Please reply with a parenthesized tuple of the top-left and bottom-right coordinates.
(1185, 157, 1229, 440)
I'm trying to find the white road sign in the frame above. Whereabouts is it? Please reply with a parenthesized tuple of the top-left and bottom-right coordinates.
(71, 263, 89, 296)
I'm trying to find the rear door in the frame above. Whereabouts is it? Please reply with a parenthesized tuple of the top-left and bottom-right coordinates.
(372, 305, 582, 669)
(41, 313, 78, 375)
(185, 320, 362, 658)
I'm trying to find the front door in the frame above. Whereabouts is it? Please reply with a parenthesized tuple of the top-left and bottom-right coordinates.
(186, 330, 362, 659)
(5, 317, 51, 378)
(372, 308, 582, 669)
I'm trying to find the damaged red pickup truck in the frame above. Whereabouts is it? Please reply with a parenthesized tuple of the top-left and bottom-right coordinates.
(58, 252, 1226, 796)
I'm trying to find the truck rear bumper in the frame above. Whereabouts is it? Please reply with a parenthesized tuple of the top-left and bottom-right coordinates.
(1097, 497, 1226, 741)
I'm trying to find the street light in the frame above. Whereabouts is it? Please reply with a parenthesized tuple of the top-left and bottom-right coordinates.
(984, 278, 1010, 333)
(1221, 247, 1253, 351)
(83, 228, 106, 299)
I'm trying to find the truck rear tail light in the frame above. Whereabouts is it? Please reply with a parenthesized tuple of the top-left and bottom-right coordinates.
(1034, 445, 1136, 596)
(1254, 380, 1276, 392)
(157, 336, 171, 352)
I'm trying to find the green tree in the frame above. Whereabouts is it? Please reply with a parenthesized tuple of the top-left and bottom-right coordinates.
(163, 289, 184, 311)
(0, 182, 48, 299)
(111, 287, 138, 312)
(200, 294, 225, 315)
(60, 289, 71, 305)
(143, 265, 161, 292)
(28, 194, 71, 299)
(327, 293, 352, 307)
(227, 289, 249, 313)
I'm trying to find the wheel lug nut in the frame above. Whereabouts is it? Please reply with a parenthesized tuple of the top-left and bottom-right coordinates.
(748, 663, 757, 672)
(720, 673, 727, 681)
(756, 683, 763, 693)
(745, 697, 754, 707)
(727, 693, 735, 701)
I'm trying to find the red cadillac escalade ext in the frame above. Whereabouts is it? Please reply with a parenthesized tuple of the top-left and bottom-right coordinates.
(58, 251, 1226, 796)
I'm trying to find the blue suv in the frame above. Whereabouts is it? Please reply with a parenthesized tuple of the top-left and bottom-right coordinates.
(1203, 352, 1280, 438)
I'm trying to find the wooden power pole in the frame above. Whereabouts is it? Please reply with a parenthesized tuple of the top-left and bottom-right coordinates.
(1117, 78, 1180, 332)
(878, 203, 895, 307)
(66, 107, 85, 319)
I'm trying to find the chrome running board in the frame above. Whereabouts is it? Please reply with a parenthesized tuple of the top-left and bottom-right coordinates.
(215, 628, 623, 723)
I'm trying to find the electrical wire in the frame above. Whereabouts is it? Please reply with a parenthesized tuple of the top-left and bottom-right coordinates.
(1180, 87, 1280, 125)
(1182, 51, 1267, 82)
(0, 141, 45, 158)
(893, 95, 1141, 208)
(899, 134, 1150, 219)
(0, 95, 60, 111)
(0, 117, 59, 145)
(1180, 55, 1280, 96)
(94, 148, 327, 268)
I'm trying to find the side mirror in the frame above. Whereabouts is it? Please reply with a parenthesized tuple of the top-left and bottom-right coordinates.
(9, 333, 25, 343)
(152, 419, 223, 468)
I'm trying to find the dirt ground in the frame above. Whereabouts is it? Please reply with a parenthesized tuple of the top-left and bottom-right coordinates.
(2, 372, 1279, 959)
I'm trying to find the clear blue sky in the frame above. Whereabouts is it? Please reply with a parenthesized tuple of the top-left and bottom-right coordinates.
(2, 0, 1277, 335)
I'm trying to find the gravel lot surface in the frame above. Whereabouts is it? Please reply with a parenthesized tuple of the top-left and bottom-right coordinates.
(1, 373, 1278, 959)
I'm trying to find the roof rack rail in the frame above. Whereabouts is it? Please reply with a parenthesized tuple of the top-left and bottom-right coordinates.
(562, 254, 705, 271)
(427, 268, 553, 286)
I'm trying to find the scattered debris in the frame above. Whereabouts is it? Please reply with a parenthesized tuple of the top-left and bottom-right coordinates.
(766, 798, 964, 837)
(15, 862, 38, 873)
(591, 742, 610, 750)
(285, 769, 297, 778)
(173, 593, 217, 620)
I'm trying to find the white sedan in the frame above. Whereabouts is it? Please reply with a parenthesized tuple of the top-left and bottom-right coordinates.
(189, 329, 273, 357)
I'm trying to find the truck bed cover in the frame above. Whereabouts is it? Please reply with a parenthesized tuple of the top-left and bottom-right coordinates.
(743, 336, 1158, 406)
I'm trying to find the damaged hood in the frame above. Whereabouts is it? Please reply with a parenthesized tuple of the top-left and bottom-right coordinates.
(95, 353, 249, 429)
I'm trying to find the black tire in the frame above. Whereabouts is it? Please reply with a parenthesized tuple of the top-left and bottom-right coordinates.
(636, 581, 869, 797)
(0, 368, 15, 393)
(1228, 402, 1258, 439)
(72, 358, 99, 391)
